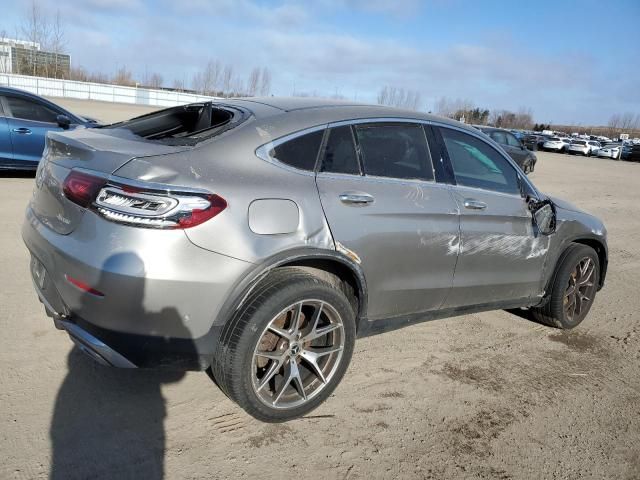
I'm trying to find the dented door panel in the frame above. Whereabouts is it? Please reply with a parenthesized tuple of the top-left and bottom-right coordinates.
(316, 173, 460, 320)
(444, 185, 549, 307)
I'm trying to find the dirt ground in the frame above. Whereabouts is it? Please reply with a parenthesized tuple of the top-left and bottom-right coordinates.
(1, 151, 639, 480)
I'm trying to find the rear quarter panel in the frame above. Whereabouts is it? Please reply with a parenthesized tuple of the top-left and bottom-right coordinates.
(113, 114, 335, 263)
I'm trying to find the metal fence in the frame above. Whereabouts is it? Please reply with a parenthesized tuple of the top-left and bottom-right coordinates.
(0, 73, 220, 107)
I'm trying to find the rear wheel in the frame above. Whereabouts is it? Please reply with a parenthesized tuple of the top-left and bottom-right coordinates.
(532, 244, 599, 329)
(212, 267, 356, 422)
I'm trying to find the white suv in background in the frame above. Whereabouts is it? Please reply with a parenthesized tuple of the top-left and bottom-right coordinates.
(543, 137, 571, 153)
(568, 140, 600, 156)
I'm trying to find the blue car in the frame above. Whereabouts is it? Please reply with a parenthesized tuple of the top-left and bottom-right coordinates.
(0, 87, 98, 170)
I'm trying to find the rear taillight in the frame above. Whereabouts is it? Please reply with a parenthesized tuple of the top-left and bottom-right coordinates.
(63, 171, 106, 208)
(62, 170, 226, 229)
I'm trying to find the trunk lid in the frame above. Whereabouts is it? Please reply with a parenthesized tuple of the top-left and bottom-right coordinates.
(31, 127, 191, 235)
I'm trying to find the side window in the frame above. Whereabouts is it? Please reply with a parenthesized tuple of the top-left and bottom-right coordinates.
(269, 129, 324, 171)
(6, 96, 59, 123)
(0, 97, 4, 116)
(320, 126, 360, 175)
(355, 123, 434, 181)
(505, 133, 521, 147)
(490, 131, 507, 145)
(439, 127, 520, 195)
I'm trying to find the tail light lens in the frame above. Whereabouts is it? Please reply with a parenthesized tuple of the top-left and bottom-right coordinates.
(62, 171, 106, 208)
(63, 170, 226, 229)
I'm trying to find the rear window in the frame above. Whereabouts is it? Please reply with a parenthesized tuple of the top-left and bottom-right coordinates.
(550, 137, 560, 141)
(320, 126, 360, 175)
(572, 140, 586, 145)
(109, 102, 247, 145)
(270, 130, 324, 171)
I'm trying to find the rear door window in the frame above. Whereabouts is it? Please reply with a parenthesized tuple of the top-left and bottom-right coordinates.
(355, 123, 434, 181)
(505, 132, 521, 147)
(320, 126, 360, 175)
(270, 129, 324, 171)
(439, 127, 520, 195)
(5, 96, 59, 123)
(490, 131, 507, 145)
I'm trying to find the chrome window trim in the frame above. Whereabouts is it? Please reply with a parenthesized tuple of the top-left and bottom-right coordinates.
(254, 115, 540, 198)
(316, 169, 445, 189)
(449, 182, 526, 201)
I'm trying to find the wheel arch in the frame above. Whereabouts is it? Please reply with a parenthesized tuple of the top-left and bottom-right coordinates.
(213, 248, 368, 332)
(546, 237, 608, 297)
(572, 238, 607, 290)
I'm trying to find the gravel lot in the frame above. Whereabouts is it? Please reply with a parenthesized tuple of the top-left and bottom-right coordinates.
(1, 150, 639, 480)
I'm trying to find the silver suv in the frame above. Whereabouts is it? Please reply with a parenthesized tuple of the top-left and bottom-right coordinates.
(23, 98, 608, 421)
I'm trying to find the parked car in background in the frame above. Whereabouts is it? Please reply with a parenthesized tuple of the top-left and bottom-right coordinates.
(597, 143, 622, 159)
(626, 143, 640, 162)
(478, 126, 537, 173)
(543, 137, 570, 153)
(0, 87, 98, 170)
(536, 134, 552, 150)
(23, 98, 608, 421)
(568, 140, 600, 156)
(522, 134, 539, 151)
(621, 143, 633, 160)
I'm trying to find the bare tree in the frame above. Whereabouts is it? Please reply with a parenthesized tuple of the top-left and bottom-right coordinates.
(20, 0, 50, 76)
(246, 67, 261, 96)
(221, 65, 233, 95)
(434, 97, 475, 119)
(259, 67, 271, 96)
(172, 78, 185, 91)
(378, 86, 422, 110)
(47, 10, 65, 78)
(148, 73, 163, 89)
(113, 66, 135, 86)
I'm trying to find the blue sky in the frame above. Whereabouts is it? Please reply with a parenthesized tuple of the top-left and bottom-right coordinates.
(2, 0, 639, 124)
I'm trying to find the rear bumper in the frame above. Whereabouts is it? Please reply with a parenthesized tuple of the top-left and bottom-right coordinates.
(23, 205, 253, 369)
(62, 320, 138, 368)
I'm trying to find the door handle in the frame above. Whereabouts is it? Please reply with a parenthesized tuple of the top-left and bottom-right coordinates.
(463, 199, 487, 210)
(12, 127, 32, 135)
(339, 193, 374, 205)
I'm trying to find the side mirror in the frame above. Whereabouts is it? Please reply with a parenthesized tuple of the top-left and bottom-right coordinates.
(530, 200, 556, 235)
(56, 114, 71, 130)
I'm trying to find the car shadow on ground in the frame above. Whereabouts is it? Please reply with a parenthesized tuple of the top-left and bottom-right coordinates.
(49, 252, 196, 480)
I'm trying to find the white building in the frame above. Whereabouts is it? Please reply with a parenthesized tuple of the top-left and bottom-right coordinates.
(0, 38, 41, 74)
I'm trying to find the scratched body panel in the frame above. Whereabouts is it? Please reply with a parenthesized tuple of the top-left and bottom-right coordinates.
(445, 185, 549, 307)
(316, 173, 460, 319)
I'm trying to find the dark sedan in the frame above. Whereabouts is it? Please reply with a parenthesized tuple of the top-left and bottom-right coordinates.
(477, 126, 537, 173)
(0, 87, 98, 170)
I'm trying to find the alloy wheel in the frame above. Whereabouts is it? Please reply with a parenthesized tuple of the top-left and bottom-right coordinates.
(251, 300, 345, 409)
(563, 257, 596, 322)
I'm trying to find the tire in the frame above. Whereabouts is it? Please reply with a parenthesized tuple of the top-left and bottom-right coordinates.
(532, 244, 599, 329)
(211, 267, 356, 422)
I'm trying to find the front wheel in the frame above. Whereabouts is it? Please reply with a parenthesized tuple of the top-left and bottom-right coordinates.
(212, 267, 356, 422)
(532, 244, 599, 329)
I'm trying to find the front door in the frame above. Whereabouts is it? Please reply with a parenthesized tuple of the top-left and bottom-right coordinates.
(4, 95, 64, 167)
(0, 99, 13, 165)
(315, 122, 460, 320)
(437, 126, 548, 308)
